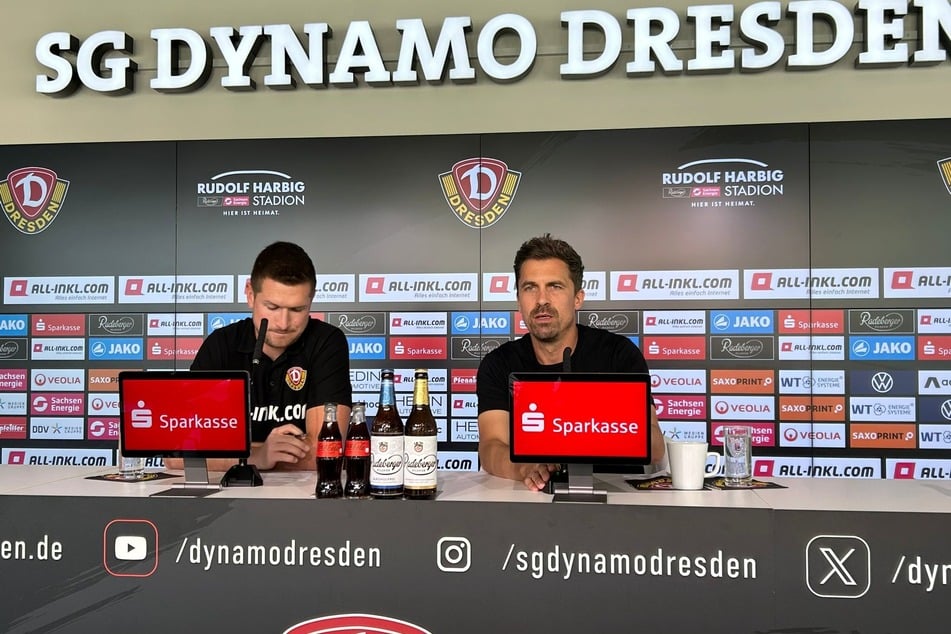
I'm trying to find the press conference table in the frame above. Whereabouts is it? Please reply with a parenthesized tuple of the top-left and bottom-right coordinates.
(2, 466, 950, 634)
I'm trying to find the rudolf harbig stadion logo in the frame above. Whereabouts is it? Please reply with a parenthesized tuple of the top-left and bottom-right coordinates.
(1, 167, 70, 235)
(439, 157, 521, 228)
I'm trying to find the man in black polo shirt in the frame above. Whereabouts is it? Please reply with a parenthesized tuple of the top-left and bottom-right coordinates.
(477, 234, 665, 490)
(182, 241, 352, 472)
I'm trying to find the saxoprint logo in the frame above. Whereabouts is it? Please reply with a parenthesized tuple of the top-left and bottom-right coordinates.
(1, 167, 70, 235)
(805, 535, 871, 598)
(438, 157, 521, 228)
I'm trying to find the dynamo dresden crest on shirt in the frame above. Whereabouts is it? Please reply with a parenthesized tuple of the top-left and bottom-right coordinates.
(0, 167, 70, 235)
(438, 157, 521, 229)
(285, 367, 307, 391)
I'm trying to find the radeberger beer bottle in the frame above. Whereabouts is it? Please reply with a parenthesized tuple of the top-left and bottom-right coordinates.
(403, 369, 438, 500)
(344, 402, 371, 499)
(315, 402, 343, 499)
(370, 369, 404, 499)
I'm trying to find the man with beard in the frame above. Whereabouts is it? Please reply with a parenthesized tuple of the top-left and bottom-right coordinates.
(476, 234, 664, 490)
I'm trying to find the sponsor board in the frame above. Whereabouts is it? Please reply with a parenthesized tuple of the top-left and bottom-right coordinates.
(0, 393, 28, 415)
(88, 394, 120, 417)
(660, 157, 787, 205)
(31, 392, 84, 416)
(744, 268, 878, 300)
(710, 422, 775, 447)
(777, 309, 845, 334)
(513, 312, 529, 335)
(0, 370, 27, 391)
(88, 369, 121, 392)
(918, 309, 951, 333)
(31, 314, 85, 337)
(0, 339, 28, 361)
(87, 417, 119, 440)
(29, 417, 85, 440)
(145, 313, 203, 336)
(1, 447, 112, 466)
(884, 267, 951, 298)
(347, 337, 387, 360)
(32, 369, 85, 392)
(778, 396, 846, 421)
(450, 311, 511, 335)
(0, 315, 28, 337)
(360, 273, 477, 303)
(394, 369, 447, 393)
(709, 369, 775, 394)
(919, 370, 951, 394)
(849, 423, 916, 448)
(327, 312, 387, 336)
(917, 396, 951, 423)
(119, 275, 234, 304)
(438, 450, 478, 472)
(709, 335, 775, 360)
(451, 369, 477, 392)
(449, 418, 479, 443)
(577, 310, 638, 335)
(611, 270, 739, 301)
(207, 312, 249, 333)
(0, 417, 28, 439)
(709, 310, 774, 334)
(482, 273, 515, 302)
(580, 272, 606, 302)
(643, 336, 706, 360)
(777, 336, 844, 361)
(849, 370, 917, 396)
(918, 424, 951, 449)
(848, 309, 915, 334)
(89, 313, 145, 337)
(146, 337, 203, 361)
(753, 456, 881, 479)
(390, 337, 448, 360)
(779, 423, 847, 448)
(439, 157, 521, 229)
(88, 337, 144, 361)
(849, 397, 916, 422)
(31, 337, 85, 361)
(450, 336, 508, 360)
(848, 336, 916, 361)
(643, 310, 706, 334)
(919, 335, 951, 360)
(450, 396, 478, 418)
(710, 395, 775, 420)
(243, 273, 353, 305)
(889, 459, 951, 480)
(390, 312, 448, 335)
(650, 369, 706, 394)
(653, 395, 706, 420)
(4, 276, 114, 304)
(778, 370, 846, 395)
(658, 421, 707, 442)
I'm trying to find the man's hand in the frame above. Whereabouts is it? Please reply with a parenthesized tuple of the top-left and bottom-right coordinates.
(251, 424, 311, 470)
(521, 463, 560, 492)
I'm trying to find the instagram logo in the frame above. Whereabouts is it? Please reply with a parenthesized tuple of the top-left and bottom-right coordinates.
(436, 536, 471, 572)
(521, 403, 544, 432)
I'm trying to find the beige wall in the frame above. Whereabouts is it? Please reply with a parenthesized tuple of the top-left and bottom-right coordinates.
(3, 0, 949, 145)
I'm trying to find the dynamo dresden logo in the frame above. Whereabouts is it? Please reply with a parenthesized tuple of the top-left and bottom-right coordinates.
(439, 157, 521, 229)
(937, 157, 951, 195)
(1, 167, 70, 235)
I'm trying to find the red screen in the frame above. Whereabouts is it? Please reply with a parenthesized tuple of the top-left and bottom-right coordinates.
(511, 377, 650, 462)
(120, 373, 250, 457)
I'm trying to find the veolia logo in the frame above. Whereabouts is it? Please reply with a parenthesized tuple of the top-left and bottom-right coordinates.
(284, 613, 433, 634)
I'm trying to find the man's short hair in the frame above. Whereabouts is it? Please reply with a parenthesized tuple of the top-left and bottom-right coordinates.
(250, 241, 316, 293)
(513, 234, 584, 293)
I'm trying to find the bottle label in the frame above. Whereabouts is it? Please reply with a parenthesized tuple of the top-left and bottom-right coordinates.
(370, 435, 404, 487)
(403, 436, 438, 489)
(316, 440, 342, 459)
(344, 439, 370, 458)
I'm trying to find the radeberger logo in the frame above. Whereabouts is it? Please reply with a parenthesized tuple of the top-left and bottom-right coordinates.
(439, 157, 521, 228)
(1, 167, 70, 235)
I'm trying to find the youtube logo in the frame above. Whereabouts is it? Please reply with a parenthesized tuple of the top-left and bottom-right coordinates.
(103, 519, 158, 577)
(114, 535, 148, 561)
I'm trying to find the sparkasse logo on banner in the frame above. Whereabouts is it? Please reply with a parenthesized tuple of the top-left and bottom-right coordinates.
(0, 167, 70, 235)
(4, 276, 114, 305)
(120, 275, 233, 304)
(361, 274, 477, 303)
(439, 157, 521, 229)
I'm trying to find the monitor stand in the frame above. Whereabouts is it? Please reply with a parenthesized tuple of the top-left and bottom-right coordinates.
(150, 457, 220, 498)
(551, 463, 607, 504)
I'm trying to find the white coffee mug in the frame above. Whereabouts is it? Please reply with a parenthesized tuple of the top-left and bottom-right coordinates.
(666, 440, 722, 490)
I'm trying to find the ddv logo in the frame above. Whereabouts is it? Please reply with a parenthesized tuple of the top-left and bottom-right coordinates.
(806, 535, 871, 598)
(450, 312, 510, 335)
(849, 336, 915, 361)
(347, 337, 386, 360)
(88, 338, 143, 360)
(710, 310, 773, 334)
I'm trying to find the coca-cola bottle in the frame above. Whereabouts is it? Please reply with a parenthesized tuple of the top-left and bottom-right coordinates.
(315, 402, 343, 499)
(370, 369, 404, 499)
(344, 402, 371, 499)
(403, 369, 438, 500)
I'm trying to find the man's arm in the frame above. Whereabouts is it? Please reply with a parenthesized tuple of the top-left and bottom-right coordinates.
(269, 403, 351, 472)
(478, 409, 558, 491)
(649, 404, 665, 465)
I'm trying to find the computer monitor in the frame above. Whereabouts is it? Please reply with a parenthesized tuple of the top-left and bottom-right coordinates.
(509, 372, 652, 503)
(118, 370, 252, 494)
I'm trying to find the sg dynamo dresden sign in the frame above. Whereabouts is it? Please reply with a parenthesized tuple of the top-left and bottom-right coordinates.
(1, 167, 70, 235)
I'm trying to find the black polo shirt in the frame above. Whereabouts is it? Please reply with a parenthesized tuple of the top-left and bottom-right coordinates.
(191, 317, 352, 442)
